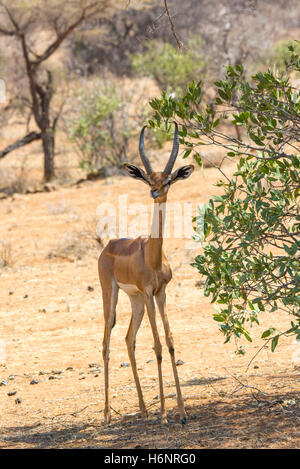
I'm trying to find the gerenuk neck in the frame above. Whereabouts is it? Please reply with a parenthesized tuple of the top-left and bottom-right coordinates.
(147, 197, 167, 269)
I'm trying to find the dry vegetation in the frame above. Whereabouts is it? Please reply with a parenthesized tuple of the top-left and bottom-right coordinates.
(0, 241, 12, 268)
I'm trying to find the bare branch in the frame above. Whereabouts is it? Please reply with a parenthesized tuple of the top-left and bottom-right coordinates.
(163, 0, 182, 49)
(31, 2, 107, 67)
(0, 131, 41, 159)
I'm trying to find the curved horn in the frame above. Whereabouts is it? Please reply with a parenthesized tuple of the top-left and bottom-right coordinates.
(164, 122, 179, 175)
(139, 125, 153, 175)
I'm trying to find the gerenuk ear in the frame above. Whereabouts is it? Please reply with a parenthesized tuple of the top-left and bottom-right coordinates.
(170, 165, 194, 184)
(123, 163, 150, 185)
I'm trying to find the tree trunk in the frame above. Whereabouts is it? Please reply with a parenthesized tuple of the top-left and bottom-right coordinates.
(42, 128, 55, 182)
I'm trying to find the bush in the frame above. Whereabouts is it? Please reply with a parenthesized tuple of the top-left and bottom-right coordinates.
(68, 83, 133, 174)
(267, 39, 300, 70)
(131, 39, 205, 96)
(149, 45, 300, 352)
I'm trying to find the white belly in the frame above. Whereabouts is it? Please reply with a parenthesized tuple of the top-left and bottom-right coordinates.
(117, 282, 141, 295)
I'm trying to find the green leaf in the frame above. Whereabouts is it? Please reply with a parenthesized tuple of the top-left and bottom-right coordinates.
(183, 149, 192, 159)
(271, 335, 279, 352)
(261, 328, 275, 339)
(194, 153, 202, 167)
(213, 315, 226, 322)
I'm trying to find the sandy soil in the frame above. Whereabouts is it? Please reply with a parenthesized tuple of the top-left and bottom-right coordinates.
(0, 162, 299, 449)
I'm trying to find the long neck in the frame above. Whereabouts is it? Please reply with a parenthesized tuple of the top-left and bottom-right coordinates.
(148, 197, 167, 269)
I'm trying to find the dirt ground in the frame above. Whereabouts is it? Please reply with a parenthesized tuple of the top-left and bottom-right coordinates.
(0, 161, 299, 449)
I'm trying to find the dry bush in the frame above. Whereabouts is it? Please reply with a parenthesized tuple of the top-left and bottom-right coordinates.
(0, 166, 29, 195)
(47, 218, 105, 262)
(81, 216, 105, 248)
(47, 231, 94, 262)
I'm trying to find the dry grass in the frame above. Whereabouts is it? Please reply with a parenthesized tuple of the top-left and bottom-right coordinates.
(47, 217, 104, 261)
(47, 230, 96, 262)
(0, 241, 13, 268)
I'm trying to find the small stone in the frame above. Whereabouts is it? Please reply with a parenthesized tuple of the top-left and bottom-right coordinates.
(79, 376, 86, 380)
(195, 280, 205, 288)
(8, 391, 17, 396)
(87, 286, 94, 292)
(0, 379, 8, 386)
(8, 375, 15, 381)
(15, 397, 22, 404)
(146, 359, 154, 364)
(9, 291, 14, 295)
(120, 362, 130, 368)
(88, 363, 101, 368)
(254, 365, 259, 369)
(30, 379, 39, 385)
(24, 294, 28, 299)
(176, 359, 184, 366)
(66, 366, 73, 371)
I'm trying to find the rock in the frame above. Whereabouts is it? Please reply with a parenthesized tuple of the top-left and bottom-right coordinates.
(0, 379, 8, 386)
(120, 362, 130, 368)
(43, 183, 57, 192)
(8, 375, 15, 380)
(87, 286, 94, 292)
(176, 359, 184, 366)
(15, 397, 22, 404)
(8, 391, 17, 396)
(195, 280, 205, 288)
(30, 379, 39, 385)
(66, 366, 73, 371)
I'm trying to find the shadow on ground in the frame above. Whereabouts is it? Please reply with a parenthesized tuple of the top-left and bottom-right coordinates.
(2, 389, 300, 449)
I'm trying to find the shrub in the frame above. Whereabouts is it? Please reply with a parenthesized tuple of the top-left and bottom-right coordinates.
(267, 39, 300, 70)
(131, 39, 205, 96)
(68, 83, 133, 174)
(149, 44, 300, 352)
